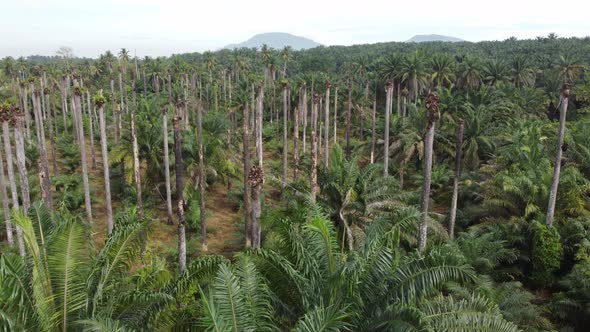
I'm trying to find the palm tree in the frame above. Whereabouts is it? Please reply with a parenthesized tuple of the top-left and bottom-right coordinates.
(449, 119, 464, 239)
(429, 53, 456, 88)
(73, 84, 93, 223)
(310, 94, 319, 201)
(197, 100, 207, 252)
(384, 81, 393, 177)
(554, 55, 586, 81)
(324, 80, 331, 168)
(280, 46, 292, 78)
(242, 103, 252, 247)
(510, 55, 536, 88)
(458, 56, 483, 92)
(251, 85, 264, 248)
(131, 80, 143, 221)
(418, 93, 440, 252)
(400, 52, 428, 104)
(546, 83, 570, 227)
(0, 143, 12, 246)
(173, 116, 187, 272)
(483, 59, 510, 86)
(161, 108, 174, 225)
(281, 81, 289, 187)
(94, 93, 114, 236)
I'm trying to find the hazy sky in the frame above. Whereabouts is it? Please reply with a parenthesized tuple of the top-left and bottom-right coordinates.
(2, 0, 589, 58)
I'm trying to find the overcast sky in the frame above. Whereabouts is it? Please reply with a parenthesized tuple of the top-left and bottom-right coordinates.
(1, 0, 589, 58)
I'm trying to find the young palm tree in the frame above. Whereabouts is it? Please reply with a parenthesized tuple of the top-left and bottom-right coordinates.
(95, 93, 114, 236)
(418, 93, 440, 252)
(173, 116, 187, 272)
(449, 119, 464, 239)
(73, 84, 93, 223)
(546, 83, 571, 227)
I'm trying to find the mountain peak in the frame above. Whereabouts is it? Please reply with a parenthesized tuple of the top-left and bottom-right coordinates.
(224, 32, 322, 50)
(406, 34, 465, 43)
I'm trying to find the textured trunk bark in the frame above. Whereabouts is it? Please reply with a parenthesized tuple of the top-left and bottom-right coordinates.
(2, 121, 24, 256)
(86, 91, 97, 170)
(14, 115, 30, 215)
(384, 82, 392, 177)
(251, 86, 264, 248)
(0, 143, 13, 246)
(45, 90, 58, 177)
(118, 72, 125, 115)
(449, 119, 464, 239)
(243, 105, 252, 248)
(110, 80, 118, 143)
(97, 103, 114, 236)
(302, 85, 308, 154)
(74, 87, 93, 223)
(21, 85, 32, 142)
(324, 82, 330, 168)
(162, 108, 174, 225)
(345, 80, 352, 160)
(293, 96, 300, 181)
(282, 84, 288, 187)
(370, 95, 377, 164)
(310, 95, 319, 201)
(546, 86, 570, 227)
(197, 101, 207, 252)
(131, 102, 143, 221)
(33, 91, 52, 208)
(173, 117, 187, 272)
(418, 93, 439, 253)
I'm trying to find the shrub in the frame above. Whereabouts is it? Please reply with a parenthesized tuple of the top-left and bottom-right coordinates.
(531, 221, 563, 285)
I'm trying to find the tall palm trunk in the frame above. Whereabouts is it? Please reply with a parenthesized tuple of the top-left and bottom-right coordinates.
(0, 143, 13, 246)
(370, 95, 377, 164)
(251, 86, 264, 248)
(333, 86, 338, 144)
(243, 105, 252, 247)
(384, 82, 392, 177)
(324, 81, 331, 167)
(293, 94, 300, 181)
(418, 93, 440, 253)
(60, 77, 69, 134)
(20, 85, 32, 141)
(86, 90, 97, 169)
(33, 91, 52, 208)
(282, 83, 289, 187)
(73, 86, 93, 223)
(197, 101, 207, 252)
(546, 84, 570, 227)
(310, 94, 319, 201)
(131, 98, 143, 221)
(449, 119, 464, 239)
(162, 108, 174, 225)
(14, 114, 30, 217)
(345, 80, 352, 160)
(302, 84, 308, 154)
(45, 89, 58, 176)
(2, 118, 25, 256)
(173, 117, 187, 273)
(97, 101, 114, 236)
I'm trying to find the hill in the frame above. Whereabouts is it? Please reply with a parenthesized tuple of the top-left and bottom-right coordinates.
(406, 34, 465, 42)
(224, 32, 322, 50)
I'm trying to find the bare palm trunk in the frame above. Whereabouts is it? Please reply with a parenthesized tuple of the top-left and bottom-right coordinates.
(86, 90, 97, 169)
(73, 87, 93, 223)
(197, 101, 207, 252)
(60, 77, 69, 134)
(45, 90, 58, 177)
(302, 84, 308, 154)
(251, 86, 264, 248)
(33, 91, 52, 208)
(162, 108, 174, 225)
(546, 85, 570, 227)
(243, 105, 252, 247)
(96, 101, 114, 236)
(370, 95, 377, 164)
(20, 85, 32, 142)
(131, 102, 143, 220)
(310, 94, 319, 201)
(282, 83, 289, 187)
(333, 87, 338, 144)
(173, 117, 187, 273)
(14, 114, 30, 215)
(2, 119, 24, 256)
(293, 97, 300, 181)
(345, 80, 352, 160)
(418, 93, 439, 253)
(384, 82, 392, 177)
(449, 119, 464, 239)
(324, 81, 331, 167)
(0, 143, 13, 246)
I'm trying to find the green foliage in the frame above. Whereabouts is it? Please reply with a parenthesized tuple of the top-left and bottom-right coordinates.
(531, 222, 563, 285)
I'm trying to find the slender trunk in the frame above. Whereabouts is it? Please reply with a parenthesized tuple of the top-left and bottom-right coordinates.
(118, 72, 125, 115)
(14, 115, 30, 215)
(449, 119, 464, 239)
(0, 143, 13, 246)
(370, 95, 377, 164)
(384, 82, 392, 177)
(302, 85, 308, 154)
(33, 91, 52, 208)
(162, 108, 174, 225)
(310, 95, 319, 201)
(197, 101, 207, 251)
(86, 91, 97, 169)
(46, 91, 58, 176)
(74, 87, 93, 223)
(131, 102, 143, 220)
(345, 80, 352, 160)
(418, 93, 439, 253)
(97, 103, 114, 236)
(243, 105, 252, 247)
(324, 82, 330, 167)
(251, 86, 264, 248)
(173, 117, 187, 273)
(546, 86, 570, 227)
(333, 87, 338, 144)
(61, 77, 69, 135)
(293, 99, 300, 181)
(282, 84, 288, 187)
(2, 121, 24, 256)
(21, 85, 32, 142)
(110, 80, 118, 143)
